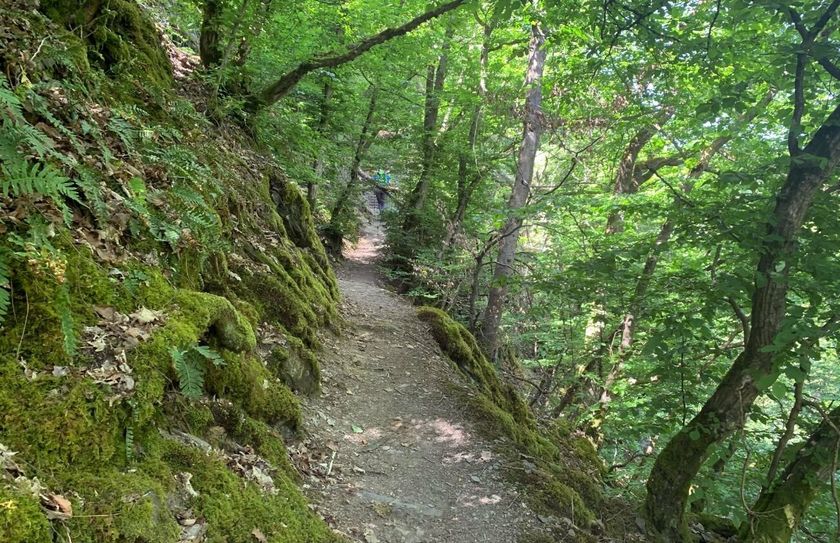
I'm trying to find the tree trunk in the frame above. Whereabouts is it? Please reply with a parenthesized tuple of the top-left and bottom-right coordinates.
(402, 23, 455, 229)
(744, 406, 840, 543)
(245, 0, 465, 111)
(605, 108, 674, 234)
(200, 0, 224, 67)
(556, 109, 672, 419)
(309, 80, 335, 207)
(644, 102, 840, 541)
(478, 18, 546, 360)
(444, 22, 493, 249)
(324, 87, 379, 255)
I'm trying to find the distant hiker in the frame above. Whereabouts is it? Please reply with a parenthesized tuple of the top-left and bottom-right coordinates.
(373, 169, 392, 212)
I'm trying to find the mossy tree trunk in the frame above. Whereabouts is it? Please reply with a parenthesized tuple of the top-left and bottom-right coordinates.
(743, 406, 840, 543)
(644, 99, 840, 541)
(200, 0, 224, 67)
(38, 0, 173, 85)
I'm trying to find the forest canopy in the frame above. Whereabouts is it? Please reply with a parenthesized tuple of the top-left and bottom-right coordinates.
(1, 0, 840, 541)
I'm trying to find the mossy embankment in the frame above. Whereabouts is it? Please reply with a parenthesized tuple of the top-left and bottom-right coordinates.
(0, 1, 341, 541)
(418, 307, 608, 538)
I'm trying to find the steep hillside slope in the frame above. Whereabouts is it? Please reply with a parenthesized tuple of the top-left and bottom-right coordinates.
(0, 2, 342, 541)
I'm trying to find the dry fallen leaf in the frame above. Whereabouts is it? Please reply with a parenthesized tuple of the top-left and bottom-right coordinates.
(94, 305, 116, 321)
(251, 527, 268, 542)
(131, 307, 160, 324)
(40, 493, 72, 520)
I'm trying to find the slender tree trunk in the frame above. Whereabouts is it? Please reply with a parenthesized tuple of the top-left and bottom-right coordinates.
(403, 24, 455, 231)
(325, 87, 379, 255)
(744, 406, 840, 543)
(479, 17, 546, 360)
(557, 109, 672, 419)
(444, 22, 493, 248)
(644, 102, 840, 541)
(309, 80, 335, 207)
(245, 0, 465, 111)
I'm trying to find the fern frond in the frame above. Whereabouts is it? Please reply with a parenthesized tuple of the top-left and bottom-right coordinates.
(169, 183, 220, 230)
(171, 347, 205, 399)
(1, 155, 80, 224)
(107, 115, 137, 152)
(192, 345, 226, 367)
(0, 75, 24, 122)
(74, 166, 109, 224)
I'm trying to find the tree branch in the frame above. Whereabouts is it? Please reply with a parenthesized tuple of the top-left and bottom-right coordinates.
(247, 0, 466, 110)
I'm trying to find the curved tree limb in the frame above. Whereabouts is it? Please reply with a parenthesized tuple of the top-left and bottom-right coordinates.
(246, 0, 466, 111)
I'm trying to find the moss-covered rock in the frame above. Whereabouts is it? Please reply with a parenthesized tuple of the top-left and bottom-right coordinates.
(162, 442, 342, 543)
(38, 0, 173, 88)
(534, 481, 596, 527)
(269, 341, 321, 394)
(62, 467, 181, 543)
(205, 353, 301, 429)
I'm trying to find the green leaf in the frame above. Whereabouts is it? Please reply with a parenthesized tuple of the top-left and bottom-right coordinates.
(770, 381, 787, 400)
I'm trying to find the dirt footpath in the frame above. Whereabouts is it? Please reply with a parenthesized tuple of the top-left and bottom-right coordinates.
(293, 222, 542, 543)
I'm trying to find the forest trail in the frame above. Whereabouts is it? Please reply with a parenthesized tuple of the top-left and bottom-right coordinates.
(296, 217, 542, 543)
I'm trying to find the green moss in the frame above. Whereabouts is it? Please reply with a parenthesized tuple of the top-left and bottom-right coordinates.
(0, 486, 51, 543)
(270, 174, 334, 278)
(551, 464, 603, 510)
(418, 306, 533, 427)
(208, 400, 297, 477)
(62, 466, 181, 543)
(205, 353, 301, 429)
(469, 394, 559, 459)
(38, 0, 173, 88)
(268, 343, 321, 395)
(533, 481, 596, 527)
(162, 442, 342, 543)
(0, 358, 125, 471)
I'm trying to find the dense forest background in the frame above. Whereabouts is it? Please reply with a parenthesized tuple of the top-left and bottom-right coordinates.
(1, 0, 840, 541)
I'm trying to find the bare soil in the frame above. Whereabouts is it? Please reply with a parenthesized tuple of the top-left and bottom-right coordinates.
(295, 220, 544, 543)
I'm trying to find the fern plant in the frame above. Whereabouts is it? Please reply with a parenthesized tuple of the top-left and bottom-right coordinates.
(0, 74, 80, 225)
(1, 157, 80, 224)
(170, 344, 226, 399)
